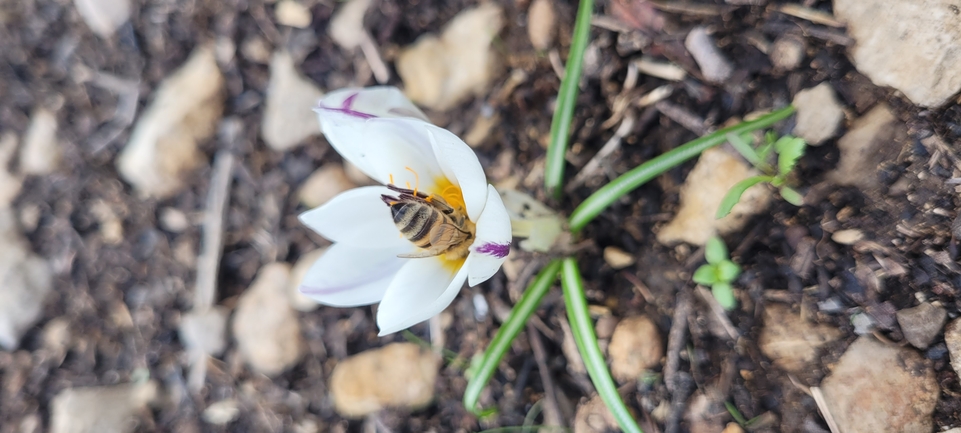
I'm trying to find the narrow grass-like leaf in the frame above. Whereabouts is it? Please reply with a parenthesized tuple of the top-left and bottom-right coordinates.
(568, 106, 796, 232)
(779, 186, 804, 206)
(544, 0, 596, 198)
(725, 132, 763, 169)
(463, 260, 563, 415)
(560, 258, 644, 433)
(715, 176, 772, 219)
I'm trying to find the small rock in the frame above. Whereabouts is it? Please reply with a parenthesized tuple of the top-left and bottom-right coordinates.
(397, 4, 504, 110)
(685, 26, 733, 84)
(202, 399, 240, 425)
(792, 83, 844, 146)
(262, 51, 324, 151)
(722, 423, 745, 433)
(329, 343, 439, 418)
(828, 104, 905, 189)
(831, 229, 863, 245)
(834, 0, 961, 107)
(179, 307, 228, 357)
(943, 318, 961, 377)
(0, 209, 54, 350)
(240, 37, 272, 64)
(685, 391, 726, 433)
(329, 0, 373, 50)
(657, 147, 772, 246)
(20, 108, 60, 175)
(0, 133, 22, 207)
(297, 165, 356, 208)
(116, 45, 223, 199)
(527, 0, 555, 51)
(758, 304, 842, 373)
(896, 303, 946, 349)
(232, 263, 304, 376)
(608, 316, 663, 382)
(158, 207, 190, 233)
(602, 246, 635, 270)
(769, 34, 806, 71)
(73, 0, 131, 38)
(275, 0, 312, 28)
(90, 200, 123, 245)
(287, 248, 326, 312)
(820, 336, 938, 433)
(573, 394, 619, 433)
(49, 382, 158, 433)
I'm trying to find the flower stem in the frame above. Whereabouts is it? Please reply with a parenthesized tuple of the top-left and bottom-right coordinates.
(567, 105, 796, 233)
(544, 0, 595, 199)
(463, 259, 563, 415)
(561, 258, 643, 433)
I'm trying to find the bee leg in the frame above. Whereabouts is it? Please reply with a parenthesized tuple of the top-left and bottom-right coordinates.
(397, 248, 445, 259)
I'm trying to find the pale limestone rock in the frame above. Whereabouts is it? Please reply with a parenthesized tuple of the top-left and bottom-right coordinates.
(829, 104, 905, 189)
(792, 83, 844, 146)
(834, 0, 961, 107)
(20, 108, 60, 175)
(232, 263, 304, 376)
(831, 229, 863, 245)
(329, 0, 373, 50)
(73, 0, 131, 38)
(608, 316, 663, 382)
(116, 45, 223, 199)
(179, 307, 229, 357)
(527, 0, 555, 51)
(685, 27, 732, 84)
(0, 133, 22, 207)
(758, 304, 841, 373)
(896, 302, 946, 349)
(821, 336, 937, 433)
(603, 246, 635, 270)
(275, 0, 311, 28)
(49, 382, 158, 433)
(573, 394, 619, 433)
(297, 164, 356, 208)
(202, 399, 240, 425)
(0, 208, 53, 350)
(944, 318, 961, 378)
(397, 4, 503, 110)
(330, 343, 439, 418)
(770, 34, 806, 71)
(287, 248, 325, 312)
(657, 147, 771, 246)
(262, 51, 324, 151)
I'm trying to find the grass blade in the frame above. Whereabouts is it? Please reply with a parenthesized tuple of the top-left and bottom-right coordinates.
(544, 0, 595, 199)
(463, 260, 563, 415)
(715, 175, 771, 219)
(560, 258, 643, 433)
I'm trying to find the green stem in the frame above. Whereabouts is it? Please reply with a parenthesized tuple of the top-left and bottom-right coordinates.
(544, 0, 595, 199)
(560, 258, 643, 433)
(568, 106, 796, 232)
(463, 260, 563, 415)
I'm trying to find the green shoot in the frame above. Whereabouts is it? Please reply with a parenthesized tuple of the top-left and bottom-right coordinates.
(717, 132, 808, 219)
(693, 236, 741, 310)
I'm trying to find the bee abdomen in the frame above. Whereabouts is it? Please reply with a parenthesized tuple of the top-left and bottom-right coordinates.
(390, 203, 437, 247)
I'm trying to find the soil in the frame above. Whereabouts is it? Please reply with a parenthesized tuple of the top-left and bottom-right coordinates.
(1, 0, 960, 432)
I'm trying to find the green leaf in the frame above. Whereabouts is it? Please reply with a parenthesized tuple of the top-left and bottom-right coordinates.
(726, 132, 763, 169)
(712, 282, 737, 310)
(779, 186, 804, 206)
(716, 260, 741, 282)
(704, 236, 728, 264)
(716, 176, 772, 219)
(693, 265, 719, 285)
(775, 136, 806, 175)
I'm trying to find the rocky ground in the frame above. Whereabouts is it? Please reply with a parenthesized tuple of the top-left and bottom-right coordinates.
(1, 0, 961, 432)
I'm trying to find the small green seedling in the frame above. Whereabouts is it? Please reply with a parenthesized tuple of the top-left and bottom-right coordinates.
(716, 131, 807, 219)
(693, 236, 741, 310)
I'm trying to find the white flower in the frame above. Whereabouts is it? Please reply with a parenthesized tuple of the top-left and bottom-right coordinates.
(298, 87, 512, 336)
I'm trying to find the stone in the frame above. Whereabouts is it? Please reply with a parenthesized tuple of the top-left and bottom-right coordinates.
(275, 0, 311, 28)
(834, 0, 961, 107)
(831, 229, 863, 245)
(116, 45, 223, 199)
(0, 208, 54, 350)
(179, 307, 229, 356)
(329, 343, 439, 418)
(49, 382, 158, 433)
(608, 316, 663, 382)
(262, 51, 324, 151)
(657, 147, 772, 246)
(397, 4, 503, 111)
(0, 133, 22, 207)
(770, 34, 806, 71)
(527, 0, 555, 51)
(758, 304, 841, 373)
(73, 0, 131, 38)
(287, 248, 325, 312)
(944, 318, 961, 378)
(158, 207, 190, 233)
(240, 37, 272, 64)
(820, 336, 938, 433)
(329, 0, 373, 50)
(202, 399, 240, 425)
(685, 26, 733, 84)
(232, 263, 304, 376)
(896, 302, 946, 349)
(792, 83, 844, 146)
(297, 164, 356, 208)
(20, 108, 60, 175)
(828, 104, 905, 189)
(573, 394, 619, 433)
(602, 246, 635, 270)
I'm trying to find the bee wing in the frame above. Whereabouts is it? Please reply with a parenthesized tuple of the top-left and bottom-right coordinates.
(429, 223, 469, 248)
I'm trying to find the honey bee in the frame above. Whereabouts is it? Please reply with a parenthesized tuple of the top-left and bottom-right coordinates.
(380, 184, 475, 260)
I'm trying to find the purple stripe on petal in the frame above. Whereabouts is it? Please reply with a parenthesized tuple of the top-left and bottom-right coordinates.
(318, 92, 376, 119)
(475, 242, 510, 258)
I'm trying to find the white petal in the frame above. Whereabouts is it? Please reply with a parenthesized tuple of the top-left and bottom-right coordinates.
(299, 243, 408, 307)
(427, 126, 488, 221)
(467, 185, 512, 286)
(298, 186, 407, 249)
(317, 87, 428, 121)
(375, 257, 469, 335)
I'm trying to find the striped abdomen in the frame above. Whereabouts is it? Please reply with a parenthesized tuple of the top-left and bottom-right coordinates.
(387, 201, 443, 249)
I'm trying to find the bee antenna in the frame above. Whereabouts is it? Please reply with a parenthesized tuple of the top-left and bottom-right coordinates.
(380, 194, 399, 205)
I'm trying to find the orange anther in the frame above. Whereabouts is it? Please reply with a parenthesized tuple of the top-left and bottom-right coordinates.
(405, 167, 420, 195)
(389, 173, 395, 184)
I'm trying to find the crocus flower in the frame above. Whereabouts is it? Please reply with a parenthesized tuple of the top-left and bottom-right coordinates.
(298, 87, 512, 335)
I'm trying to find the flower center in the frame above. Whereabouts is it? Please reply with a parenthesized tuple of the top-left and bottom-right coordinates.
(429, 176, 467, 213)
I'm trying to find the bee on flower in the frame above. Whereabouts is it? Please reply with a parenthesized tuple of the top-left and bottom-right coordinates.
(298, 87, 512, 336)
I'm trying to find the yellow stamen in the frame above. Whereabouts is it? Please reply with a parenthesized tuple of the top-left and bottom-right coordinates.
(405, 167, 420, 196)
(430, 176, 466, 212)
(389, 173, 395, 184)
